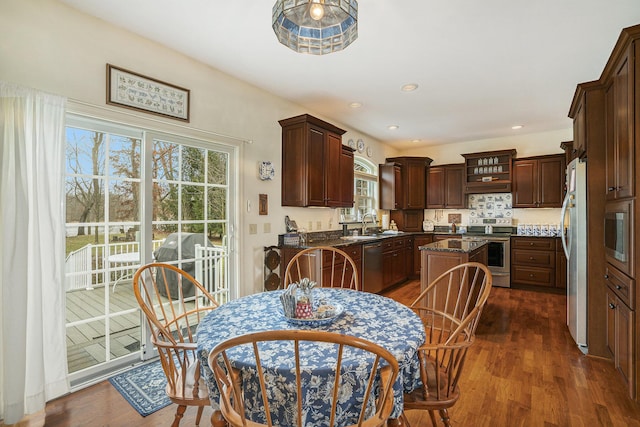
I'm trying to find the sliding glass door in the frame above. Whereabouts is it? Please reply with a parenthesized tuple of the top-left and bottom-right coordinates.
(64, 115, 235, 386)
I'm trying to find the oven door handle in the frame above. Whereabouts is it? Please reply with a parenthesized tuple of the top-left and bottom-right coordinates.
(560, 193, 571, 258)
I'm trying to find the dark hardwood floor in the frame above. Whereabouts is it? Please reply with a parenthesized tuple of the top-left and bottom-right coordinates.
(4, 280, 640, 426)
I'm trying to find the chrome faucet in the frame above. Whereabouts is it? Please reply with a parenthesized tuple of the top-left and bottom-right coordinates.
(361, 212, 376, 235)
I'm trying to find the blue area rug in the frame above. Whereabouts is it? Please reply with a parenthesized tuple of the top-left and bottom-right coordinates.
(109, 360, 172, 416)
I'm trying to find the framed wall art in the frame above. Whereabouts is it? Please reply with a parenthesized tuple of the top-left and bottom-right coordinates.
(106, 64, 190, 122)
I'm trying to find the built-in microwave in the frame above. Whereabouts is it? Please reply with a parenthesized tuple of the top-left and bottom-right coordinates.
(605, 211, 627, 262)
(604, 200, 634, 276)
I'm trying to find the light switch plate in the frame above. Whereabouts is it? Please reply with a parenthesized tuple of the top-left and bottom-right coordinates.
(249, 224, 257, 234)
(263, 223, 271, 233)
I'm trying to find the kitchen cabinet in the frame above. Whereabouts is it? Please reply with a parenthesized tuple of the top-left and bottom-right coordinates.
(379, 163, 402, 210)
(426, 164, 465, 209)
(420, 239, 488, 294)
(323, 243, 362, 289)
(604, 262, 635, 396)
(572, 91, 588, 159)
(462, 149, 516, 194)
(560, 140, 576, 165)
(413, 234, 434, 277)
(606, 285, 636, 398)
(382, 236, 412, 290)
(339, 145, 355, 207)
(379, 157, 432, 210)
(279, 114, 352, 207)
(511, 237, 557, 288)
(389, 210, 424, 232)
(513, 154, 565, 208)
(605, 45, 635, 201)
(570, 24, 640, 400)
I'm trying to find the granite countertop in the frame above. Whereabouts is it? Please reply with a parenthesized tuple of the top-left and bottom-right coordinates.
(419, 238, 488, 253)
(295, 232, 407, 249)
(280, 230, 423, 249)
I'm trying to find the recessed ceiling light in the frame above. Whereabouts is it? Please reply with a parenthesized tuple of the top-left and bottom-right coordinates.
(401, 83, 419, 92)
(411, 139, 421, 143)
(349, 102, 362, 108)
(511, 125, 523, 130)
(388, 125, 399, 130)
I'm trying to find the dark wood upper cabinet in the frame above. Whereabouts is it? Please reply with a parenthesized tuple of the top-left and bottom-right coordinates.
(427, 164, 465, 209)
(339, 144, 355, 207)
(572, 93, 587, 159)
(379, 157, 432, 210)
(279, 114, 353, 208)
(605, 45, 635, 201)
(513, 154, 565, 208)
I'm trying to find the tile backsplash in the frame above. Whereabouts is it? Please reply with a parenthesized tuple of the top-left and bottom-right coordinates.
(468, 193, 512, 219)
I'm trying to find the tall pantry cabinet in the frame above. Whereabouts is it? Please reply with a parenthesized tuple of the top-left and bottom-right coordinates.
(572, 23, 640, 400)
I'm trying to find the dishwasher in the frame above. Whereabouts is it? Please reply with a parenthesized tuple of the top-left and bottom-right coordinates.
(362, 242, 383, 293)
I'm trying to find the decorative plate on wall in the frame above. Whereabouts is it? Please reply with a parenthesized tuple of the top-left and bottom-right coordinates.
(366, 146, 373, 157)
(348, 139, 356, 149)
(259, 161, 275, 180)
(357, 139, 365, 153)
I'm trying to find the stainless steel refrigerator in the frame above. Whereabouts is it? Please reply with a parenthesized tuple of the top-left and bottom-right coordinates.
(560, 158, 588, 353)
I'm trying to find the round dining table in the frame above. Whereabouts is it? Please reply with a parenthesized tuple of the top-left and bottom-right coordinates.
(196, 288, 426, 426)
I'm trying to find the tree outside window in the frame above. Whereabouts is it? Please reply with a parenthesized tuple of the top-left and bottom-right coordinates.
(347, 158, 377, 221)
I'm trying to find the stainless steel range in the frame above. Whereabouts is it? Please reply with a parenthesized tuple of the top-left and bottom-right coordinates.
(463, 217, 513, 288)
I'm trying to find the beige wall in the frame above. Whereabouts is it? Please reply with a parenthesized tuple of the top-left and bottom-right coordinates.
(400, 128, 572, 165)
(1, 0, 571, 295)
(0, 0, 397, 295)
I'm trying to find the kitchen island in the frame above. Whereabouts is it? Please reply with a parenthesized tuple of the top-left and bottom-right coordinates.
(419, 238, 488, 293)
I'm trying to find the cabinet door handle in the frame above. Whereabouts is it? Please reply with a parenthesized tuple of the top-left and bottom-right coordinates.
(530, 242, 535, 246)
(604, 274, 609, 279)
(529, 257, 535, 260)
(608, 187, 616, 192)
(616, 285, 622, 290)
(609, 303, 616, 309)
(529, 273, 535, 278)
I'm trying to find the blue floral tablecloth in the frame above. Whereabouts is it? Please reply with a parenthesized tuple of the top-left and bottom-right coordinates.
(196, 288, 425, 426)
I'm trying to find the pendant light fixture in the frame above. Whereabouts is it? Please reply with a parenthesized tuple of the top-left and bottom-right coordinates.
(272, 0, 358, 55)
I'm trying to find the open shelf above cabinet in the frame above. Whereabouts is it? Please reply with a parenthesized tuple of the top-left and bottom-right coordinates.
(462, 149, 516, 193)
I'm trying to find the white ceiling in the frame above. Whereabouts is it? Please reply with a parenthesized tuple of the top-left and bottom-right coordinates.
(58, 0, 640, 149)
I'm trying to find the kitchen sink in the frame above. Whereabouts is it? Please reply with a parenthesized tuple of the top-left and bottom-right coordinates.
(340, 235, 380, 241)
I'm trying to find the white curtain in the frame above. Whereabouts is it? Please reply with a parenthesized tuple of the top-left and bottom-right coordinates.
(0, 82, 69, 424)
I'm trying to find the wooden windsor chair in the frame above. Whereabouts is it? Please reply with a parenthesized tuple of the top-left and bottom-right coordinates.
(402, 262, 493, 427)
(208, 329, 400, 427)
(132, 262, 226, 427)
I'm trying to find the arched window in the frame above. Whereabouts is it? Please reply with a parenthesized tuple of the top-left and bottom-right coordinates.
(350, 157, 378, 220)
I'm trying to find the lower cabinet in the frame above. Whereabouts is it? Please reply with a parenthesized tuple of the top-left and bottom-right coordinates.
(382, 236, 412, 290)
(606, 287, 636, 398)
(511, 237, 557, 288)
(604, 263, 636, 398)
(413, 234, 434, 277)
(323, 243, 362, 288)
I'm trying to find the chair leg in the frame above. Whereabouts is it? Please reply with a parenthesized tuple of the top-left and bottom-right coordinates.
(439, 409, 451, 427)
(388, 412, 411, 427)
(172, 405, 187, 427)
(211, 409, 227, 427)
(428, 410, 438, 427)
(195, 405, 204, 426)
